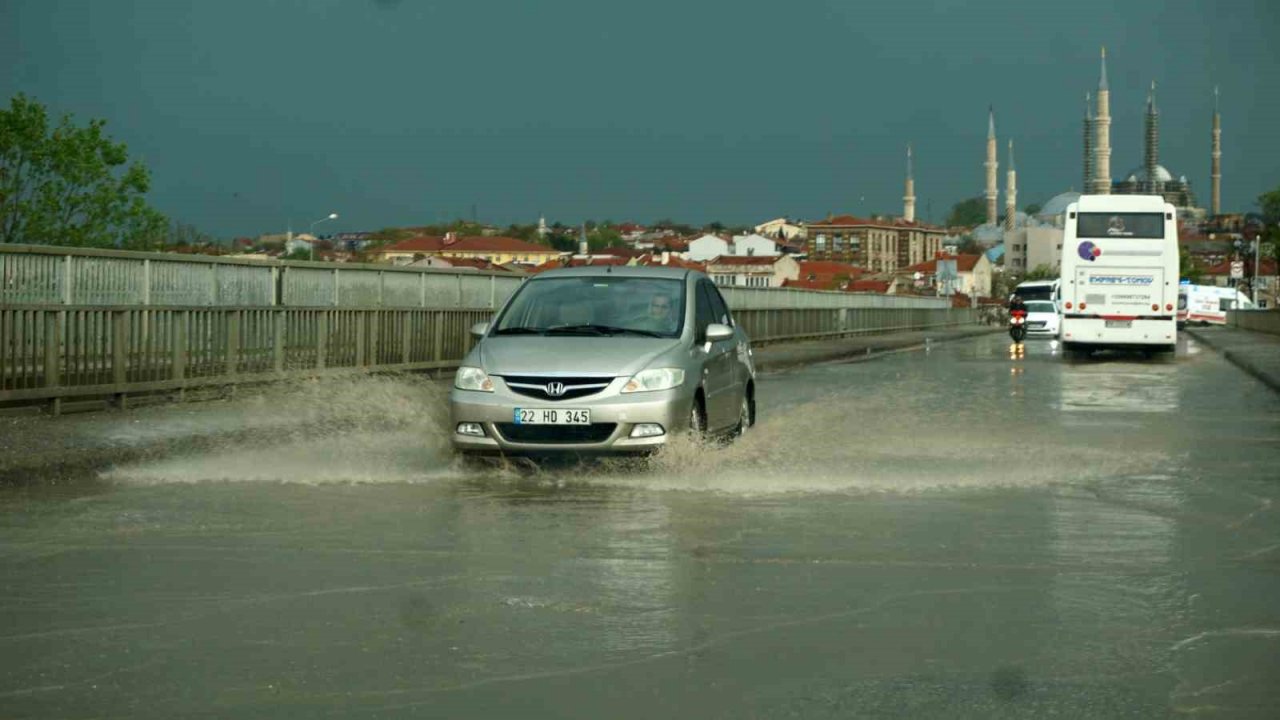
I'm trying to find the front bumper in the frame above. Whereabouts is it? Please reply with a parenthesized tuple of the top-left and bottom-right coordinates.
(450, 379, 693, 455)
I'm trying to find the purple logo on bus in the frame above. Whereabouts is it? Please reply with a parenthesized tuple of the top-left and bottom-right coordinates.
(1077, 241, 1102, 262)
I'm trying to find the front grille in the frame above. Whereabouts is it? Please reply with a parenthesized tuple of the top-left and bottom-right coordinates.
(499, 375, 614, 402)
(495, 423, 617, 444)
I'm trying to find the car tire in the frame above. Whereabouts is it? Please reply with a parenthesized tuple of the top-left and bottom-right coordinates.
(688, 397, 707, 438)
(735, 394, 752, 437)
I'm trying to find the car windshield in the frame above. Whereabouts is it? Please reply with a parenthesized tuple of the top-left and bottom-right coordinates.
(1025, 301, 1056, 313)
(493, 276, 685, 338)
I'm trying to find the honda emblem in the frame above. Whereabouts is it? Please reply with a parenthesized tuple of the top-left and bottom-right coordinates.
(545, 382, 566, 397)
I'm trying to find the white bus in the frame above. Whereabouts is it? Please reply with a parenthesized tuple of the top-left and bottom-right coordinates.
(1177, 284, 1255, 326)
(1059, 195, 1178, 354)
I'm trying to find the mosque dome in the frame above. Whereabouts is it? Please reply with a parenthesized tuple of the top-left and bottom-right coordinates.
(1037, 191, 1081, 220)
(1123, 165, 1175, 184)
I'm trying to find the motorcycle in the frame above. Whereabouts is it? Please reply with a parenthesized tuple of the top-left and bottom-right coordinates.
(1009, 309, 1028, 342)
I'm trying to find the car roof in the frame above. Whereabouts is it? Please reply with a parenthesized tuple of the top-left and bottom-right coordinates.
(531, 265, 697, 281)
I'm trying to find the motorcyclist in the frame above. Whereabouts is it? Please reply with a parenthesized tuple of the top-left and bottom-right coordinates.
(1008, 294, 1028, 318)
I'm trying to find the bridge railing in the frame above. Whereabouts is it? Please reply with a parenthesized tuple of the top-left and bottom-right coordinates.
(1, 245, 976, 412)
(1226, 309, 1280, 337)
(0, 244, 523, 309)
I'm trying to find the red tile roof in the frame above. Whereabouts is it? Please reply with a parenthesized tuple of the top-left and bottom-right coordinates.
(902, 253, 983, 274)
(379, 235, 558, 254)
(1204, 258, 1278, 276)
(798, 260, 867, 279)
(847, 280, 890, 293)
(707, 255, 784, 266)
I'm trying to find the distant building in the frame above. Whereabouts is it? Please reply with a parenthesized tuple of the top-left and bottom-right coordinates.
(705, 255, 800, 288)
(802, 215, 944, 272)
(372, 233, 563, 266)
(686, 233, 779, 261)
(754, 217, 807, 241)
(898, 253, 994, 298)
(1004, 226, 1065, 275)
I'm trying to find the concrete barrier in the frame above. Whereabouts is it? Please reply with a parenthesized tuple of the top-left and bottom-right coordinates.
(1228, 309, 1280, 337)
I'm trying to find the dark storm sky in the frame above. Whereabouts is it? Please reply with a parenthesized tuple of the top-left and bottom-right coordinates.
(3, 0, 1277, 237)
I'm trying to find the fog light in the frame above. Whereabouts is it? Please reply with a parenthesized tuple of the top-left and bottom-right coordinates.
(629, 423, 665, 438)
(456, 422, 485, 437)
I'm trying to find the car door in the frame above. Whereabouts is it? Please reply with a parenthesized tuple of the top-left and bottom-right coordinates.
(696, 280, 736, 430)
(705, 283, 747, 403)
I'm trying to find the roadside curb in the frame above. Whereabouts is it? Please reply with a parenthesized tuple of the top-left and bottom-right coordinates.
(753, 326, 1001, 373)
(1185, 328, 1280, 394)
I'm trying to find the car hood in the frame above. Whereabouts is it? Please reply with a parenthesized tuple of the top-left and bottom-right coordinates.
(479, 336, 684, 377)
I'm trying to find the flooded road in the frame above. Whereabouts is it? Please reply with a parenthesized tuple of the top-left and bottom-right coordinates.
(2, 334, 1278, 718)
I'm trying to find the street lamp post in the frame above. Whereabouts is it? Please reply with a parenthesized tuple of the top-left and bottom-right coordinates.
(309, 212, 339, 261)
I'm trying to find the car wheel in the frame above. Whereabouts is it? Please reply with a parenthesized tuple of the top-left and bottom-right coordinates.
(735, 394, 752, 437)
(688, 397, 707, 437)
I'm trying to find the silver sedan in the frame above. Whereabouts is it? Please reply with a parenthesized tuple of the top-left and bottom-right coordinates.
(449, 266, 756, 455)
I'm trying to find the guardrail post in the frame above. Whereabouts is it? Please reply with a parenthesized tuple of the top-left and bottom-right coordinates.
(112, 311, 128, 387)
(316, 313, 328, 369)
(273, 311, 285, 373)
(400, 313, 411, 365)
(43, 312, 61, 389)
(172, 311, 187, 381)
(356, 311, 367, 368)
(225, 310, 240, 376)
(433, 310, 444, 362)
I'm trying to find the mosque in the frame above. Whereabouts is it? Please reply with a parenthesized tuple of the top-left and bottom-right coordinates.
(989, 48, 1222, 273)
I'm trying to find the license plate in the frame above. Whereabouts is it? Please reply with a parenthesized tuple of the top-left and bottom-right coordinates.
(1105, 320, 1132, 328)
(513, 408, 590, 425)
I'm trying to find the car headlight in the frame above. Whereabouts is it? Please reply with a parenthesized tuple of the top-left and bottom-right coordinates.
(454, 366, 494, 392)
(621, 368, 685, 393)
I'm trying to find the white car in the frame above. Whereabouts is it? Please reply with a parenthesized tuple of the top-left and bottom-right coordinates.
(1023, 300, 1061, 338)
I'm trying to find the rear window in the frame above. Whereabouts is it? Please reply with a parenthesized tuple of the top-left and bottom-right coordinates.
(1076, 212, 1166, 239)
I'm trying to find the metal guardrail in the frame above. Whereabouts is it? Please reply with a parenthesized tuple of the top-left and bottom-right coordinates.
(1, 245, 974, 412)
(0, 244, 522, 309)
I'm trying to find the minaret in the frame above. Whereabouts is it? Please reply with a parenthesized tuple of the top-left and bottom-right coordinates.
(903, 144, 916, 223)
(1005, 140, 1017, 231)
(1144, 81, 1161, 194)
(1083, 92, 1094, 194)
(985, 106, 999, 225)
(1093, 47, 1112, 194)
(1211, 86, 1222, 216)
(537, 213, 548, 239)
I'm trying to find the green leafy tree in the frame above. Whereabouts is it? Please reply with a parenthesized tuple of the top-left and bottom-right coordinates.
(1024, 263, 1057, 281)
(1024, 203, 1042, 216)
(1258, 185, 1280, 262)
(1179, 245, 1204, 284)
(945, 197, 987, 227)
(1, 94, 167, 247)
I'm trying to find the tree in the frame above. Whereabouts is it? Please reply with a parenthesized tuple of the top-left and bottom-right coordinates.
(1, 94, 167, 247)
(1024, 264, 1056, 281)
(1024, 203, 1042, 216)
(945, 197, 987, 227)
(1179, 245, 1204, 284)
(1258, 185, 1280, 263)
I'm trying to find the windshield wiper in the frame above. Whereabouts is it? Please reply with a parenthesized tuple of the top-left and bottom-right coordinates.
(544, 324, 611, 335)
(492, 326, 546, 335)
(545, 324, 668, 337)
(601, 326, 665, 338)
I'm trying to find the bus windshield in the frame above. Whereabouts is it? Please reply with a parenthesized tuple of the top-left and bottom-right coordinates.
(1077, 212, 1166, 239)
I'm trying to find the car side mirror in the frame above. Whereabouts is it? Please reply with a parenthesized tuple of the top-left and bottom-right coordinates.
(705, 323, 734, 343)
(470, 322, 489, 338)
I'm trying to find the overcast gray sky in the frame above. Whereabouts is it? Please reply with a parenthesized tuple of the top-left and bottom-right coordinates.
(3, 0, 1276, 237)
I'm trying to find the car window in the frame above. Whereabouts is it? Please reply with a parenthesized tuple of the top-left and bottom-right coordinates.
(694, 280, 715, 341)
(707, 284, 733, 326)
(492, 276, 686, 337)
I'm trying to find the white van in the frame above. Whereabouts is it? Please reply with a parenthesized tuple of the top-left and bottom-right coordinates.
(1177, 284, 1255, 326)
